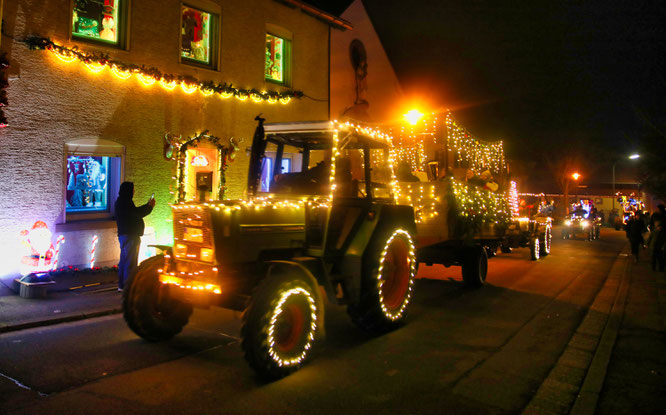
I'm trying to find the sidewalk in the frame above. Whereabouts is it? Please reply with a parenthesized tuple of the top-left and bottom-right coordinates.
(0, 269, 122, 333)
(595, 249, 666, 414)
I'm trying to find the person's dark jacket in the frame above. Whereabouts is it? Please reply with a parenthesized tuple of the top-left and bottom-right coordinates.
(624, 216, 645, 243)
(115, 182, 153, 237)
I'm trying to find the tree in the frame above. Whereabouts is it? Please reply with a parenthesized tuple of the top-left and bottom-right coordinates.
(637, 127, 666, 201)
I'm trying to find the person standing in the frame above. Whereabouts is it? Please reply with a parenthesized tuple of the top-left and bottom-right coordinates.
(649, 204, 666, 271)
(625, 212, 646, 263)
(115, 182, 155, 291)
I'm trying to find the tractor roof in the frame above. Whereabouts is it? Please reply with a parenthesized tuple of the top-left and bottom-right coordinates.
(264, 121, 392, 150)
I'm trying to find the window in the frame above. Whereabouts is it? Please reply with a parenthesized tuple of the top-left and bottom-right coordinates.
(72, 0, 127, 47)
(181, 5, 218, 68)
(265, 33, 290, 85)
(65, 139, 124, 221)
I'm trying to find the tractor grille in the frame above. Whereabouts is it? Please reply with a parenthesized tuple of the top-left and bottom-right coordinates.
(172, 205, 214, 262)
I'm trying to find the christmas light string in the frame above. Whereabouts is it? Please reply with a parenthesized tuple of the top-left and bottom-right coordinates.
(23, 36, 304, 104)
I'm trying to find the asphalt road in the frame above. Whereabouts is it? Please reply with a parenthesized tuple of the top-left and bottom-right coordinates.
(0, 228, 627, 414)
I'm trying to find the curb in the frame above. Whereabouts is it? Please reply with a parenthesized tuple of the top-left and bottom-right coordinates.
(522, 244, 631, 415)
(0, 307, 122, 334)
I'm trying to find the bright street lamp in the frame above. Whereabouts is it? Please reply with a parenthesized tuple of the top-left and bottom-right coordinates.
(572, 172, 581, 181)
(404, 109, 424, 125)
(612, 154, 641, 212)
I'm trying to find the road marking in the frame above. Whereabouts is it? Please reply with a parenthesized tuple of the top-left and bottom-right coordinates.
(0, 372, 49, 397)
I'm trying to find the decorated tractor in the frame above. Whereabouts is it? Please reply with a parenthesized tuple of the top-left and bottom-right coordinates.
(123, 118, 417, 379)
(562, 213, 601, 240)
(501, 216, 553, 260)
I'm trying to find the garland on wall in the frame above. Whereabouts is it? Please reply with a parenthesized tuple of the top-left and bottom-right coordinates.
(165, 131, 242, 202)
(23, 36, 304, 104)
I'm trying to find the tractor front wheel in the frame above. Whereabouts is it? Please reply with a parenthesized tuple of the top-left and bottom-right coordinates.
(123, 256, 192, 342)
(241, 273, 318, 380)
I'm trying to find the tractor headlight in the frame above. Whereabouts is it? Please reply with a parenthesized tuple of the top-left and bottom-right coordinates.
(582, 221, 589, 228)
(565, 220, 571, 226)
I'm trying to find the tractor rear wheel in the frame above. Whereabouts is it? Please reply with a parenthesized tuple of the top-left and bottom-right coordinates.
(348, 229, 416, 333)
(530, 236, 541, 261)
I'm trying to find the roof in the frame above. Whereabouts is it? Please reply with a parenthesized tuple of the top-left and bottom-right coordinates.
(274, 0, 353, 30)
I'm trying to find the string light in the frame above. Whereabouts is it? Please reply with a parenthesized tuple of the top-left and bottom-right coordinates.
(24, 36, 304, 104)
(267, 287, 317, 367)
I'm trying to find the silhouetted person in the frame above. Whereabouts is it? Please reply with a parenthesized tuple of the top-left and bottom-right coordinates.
(625, 212, 645, 263)
(649, 204, 666, 271)
(115, 182, 155, 291)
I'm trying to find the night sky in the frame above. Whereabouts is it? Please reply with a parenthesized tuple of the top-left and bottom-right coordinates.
(358, 0, 665, 171)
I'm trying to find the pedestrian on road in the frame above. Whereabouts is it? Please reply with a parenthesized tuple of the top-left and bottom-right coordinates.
(649, 204, 666, 271)
(624, 212, 646, 263)
(115, 182, 155, 291)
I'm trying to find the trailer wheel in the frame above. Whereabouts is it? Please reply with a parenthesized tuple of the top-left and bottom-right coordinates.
(123, 256, 192, 342)
(461, 245, 488, 288)
(348, 229, 416, 333)
(539, 227, 552, 256)
(530, 237, 541, 261)
(241, 273, 318, 380)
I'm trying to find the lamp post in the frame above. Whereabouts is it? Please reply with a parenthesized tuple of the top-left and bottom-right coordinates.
(572, 172, 580, 205)
(612, 154, 640, 212)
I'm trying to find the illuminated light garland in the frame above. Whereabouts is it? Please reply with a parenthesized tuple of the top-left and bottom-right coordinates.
(171, 131, 242, 202)
(449, 179, 511, 226)
(23, 36, 304, 104)
(137, 73, 156, 86)
(159, 274, 222, 294)
(445, 112, 505, 175)
(89, 235, 99, 268)
(180, 82, 198, 94)
(267, 287, 317, 367)
(111, 64, 132, 80)
(160, 78, 177, 91)
(509, 181, 520, 217)
(51, 235, 65, 271)
(85, 61, 105, 73)
(376, 229, 416, 320)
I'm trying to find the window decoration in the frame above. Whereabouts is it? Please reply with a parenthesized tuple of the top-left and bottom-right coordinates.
(164, 131, 242, 202)
(72, 0, 122, 45)
(23, 36, 304, 104)
(66, 155, 114, 213)
(265, 34, 286, 83)
(181, 6, 212, 65)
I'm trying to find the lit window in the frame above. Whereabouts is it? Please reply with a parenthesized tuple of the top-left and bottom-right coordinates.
(181, 5, 217, 67)
(265, 34, 290, 84)
(66, 156, 116, 213)
(65, 139, 124, 221)
(72, 0, 126, 47)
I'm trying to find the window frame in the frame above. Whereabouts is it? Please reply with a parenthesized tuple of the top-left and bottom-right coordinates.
(62, 139, 125, 224)
(265, 24, 293, 87)
(70, 0, 130, 50)
(179, 1, 221, 71)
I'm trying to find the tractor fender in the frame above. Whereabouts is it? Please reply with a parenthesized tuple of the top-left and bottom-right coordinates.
(264, 260, 326, 340)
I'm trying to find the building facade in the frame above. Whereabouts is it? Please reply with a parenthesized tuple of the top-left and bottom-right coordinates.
(0, 0, 345, 280)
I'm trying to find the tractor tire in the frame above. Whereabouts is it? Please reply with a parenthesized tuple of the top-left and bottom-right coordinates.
(595, 227, 600, 240)
(347, 229, 417, 333)
(123, 256, 192, 342)
(539, 227, 552, 257)
(241, 273, 318, 380)
(461, 245, 488, 288)
(530, 236, 541, 261)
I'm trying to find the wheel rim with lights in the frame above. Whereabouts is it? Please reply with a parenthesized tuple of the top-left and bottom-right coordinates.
(377, 230, 416, 320)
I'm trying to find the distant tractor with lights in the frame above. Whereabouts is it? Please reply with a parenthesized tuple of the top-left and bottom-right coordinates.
(561, 202, 601, 240)
(122, 117, 417, 379)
